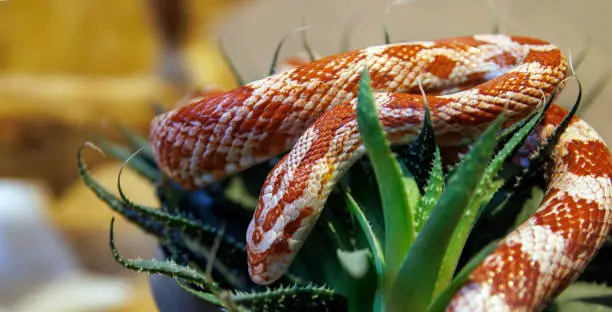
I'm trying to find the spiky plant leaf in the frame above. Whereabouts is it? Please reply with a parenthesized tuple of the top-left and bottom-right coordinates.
(401, 174, 421, 215)
(116, 176, 256, 287)
(118, 124, 156, 162)
(397, 103, 438, 192)
(232, 284, 344, 311)
(94, 140, 160, 182)
(427, 240, 499, 312)
(356, 65, 415, 290)
(387, 114, 503, 312)
(79, 143, 262, 288)
(115, 161, 247, 262)
(175, 279, 246, 312)
(113, 158, 203, 230)
(383, 25, 391, 44)
(494, 92, 552, 151)
(320, 203, 353, 252)
(408, 102, 444, 233)
(78, 143, 163, 236)
(545, 282, 612, 312)
(289, 203, 378, 311)
(414, 148, 444, 233)
(109, 218, 225, 307)
(160, 230, 191, 266)
(180, 231, 247, 289)
(300, 19, 316, 62)
(268, 26, 311, 76)
(224, 177, 259, 210)
(512, 186, 544, 228)
(295, 198, 378, 310)
(434, 94, 553, 294)
(543, 79, 582, 159)
(342, 160, 385, 240)
(218, 39, 245, 86)
(468, 80, 583, 256)
(580, 72, 610, 114)
(287, 219, 349, 291)
(343, 190, 385, 276)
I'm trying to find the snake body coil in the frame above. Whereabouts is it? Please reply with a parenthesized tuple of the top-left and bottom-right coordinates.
(150, 35, 612, 311)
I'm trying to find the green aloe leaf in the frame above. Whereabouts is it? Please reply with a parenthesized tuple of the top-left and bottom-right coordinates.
(512, 186, 544, 228)
(118, 124, 155, 162)
(78, 143, 163, 236)
(435, 103, 550, 295)
(343, 190, 386, 312)
(342, 160, 385, 241)
(95, 140, 160, 182)
(290, 219, 353, 296)
(343, 190, 385, 276)
(116, 176, 252, 285)
(108, 217, 225, 307)
(387, 114, 503, 312)
(175, 279, 246, 312)
(397, 102, 438, 192)
(79, 144, 256, 286)
(400, 173, 421, 216)
(268, 26, 311, 76)
(179, 230, 247, 289)
(544, 78, 582, 156)
(355, 65, 415, 291)
(411, 101, 444, 231)
(383, 25, 391, 44)
(224, 177, 259, 210)
(232, 284, 343, 311)
(494, 90, 553, 151)
(469, 83, 579, 255)
(312, 201, 376, 312)
(320, 201, 353, 252)
(218, 39, 245, 86)
(414, 147, 444, 233)
(580, 72, 610, 115)
(427, 240, 499, 312)
(300, 19, 316, 62)
(546, 282, 612, 312)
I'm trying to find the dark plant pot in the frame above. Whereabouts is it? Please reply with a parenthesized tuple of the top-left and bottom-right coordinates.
(148, 248, 220, 312)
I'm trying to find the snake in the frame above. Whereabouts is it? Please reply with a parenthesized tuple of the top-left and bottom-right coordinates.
(149, 34, 612, 311)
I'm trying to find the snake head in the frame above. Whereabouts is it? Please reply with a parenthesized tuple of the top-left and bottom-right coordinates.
(246, 173, 321, 285)
(246, 219, 296, 285)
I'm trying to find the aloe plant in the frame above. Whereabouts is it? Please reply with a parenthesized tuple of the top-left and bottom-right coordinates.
(78, 38, 612, 311)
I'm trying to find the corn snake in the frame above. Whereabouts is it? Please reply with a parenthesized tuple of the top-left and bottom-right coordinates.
(149, 34, 612, 311)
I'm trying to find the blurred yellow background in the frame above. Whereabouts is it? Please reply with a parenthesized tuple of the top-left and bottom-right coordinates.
(0, 0, 610, 311)
(0, 0, 239, 311)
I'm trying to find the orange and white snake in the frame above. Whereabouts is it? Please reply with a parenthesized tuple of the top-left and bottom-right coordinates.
(149, 34, 612, 311)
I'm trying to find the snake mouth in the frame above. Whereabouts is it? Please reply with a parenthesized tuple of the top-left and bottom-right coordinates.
(246, 238, 293, 285)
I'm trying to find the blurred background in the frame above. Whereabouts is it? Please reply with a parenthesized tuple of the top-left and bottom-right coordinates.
(0, 0, 610, 311)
